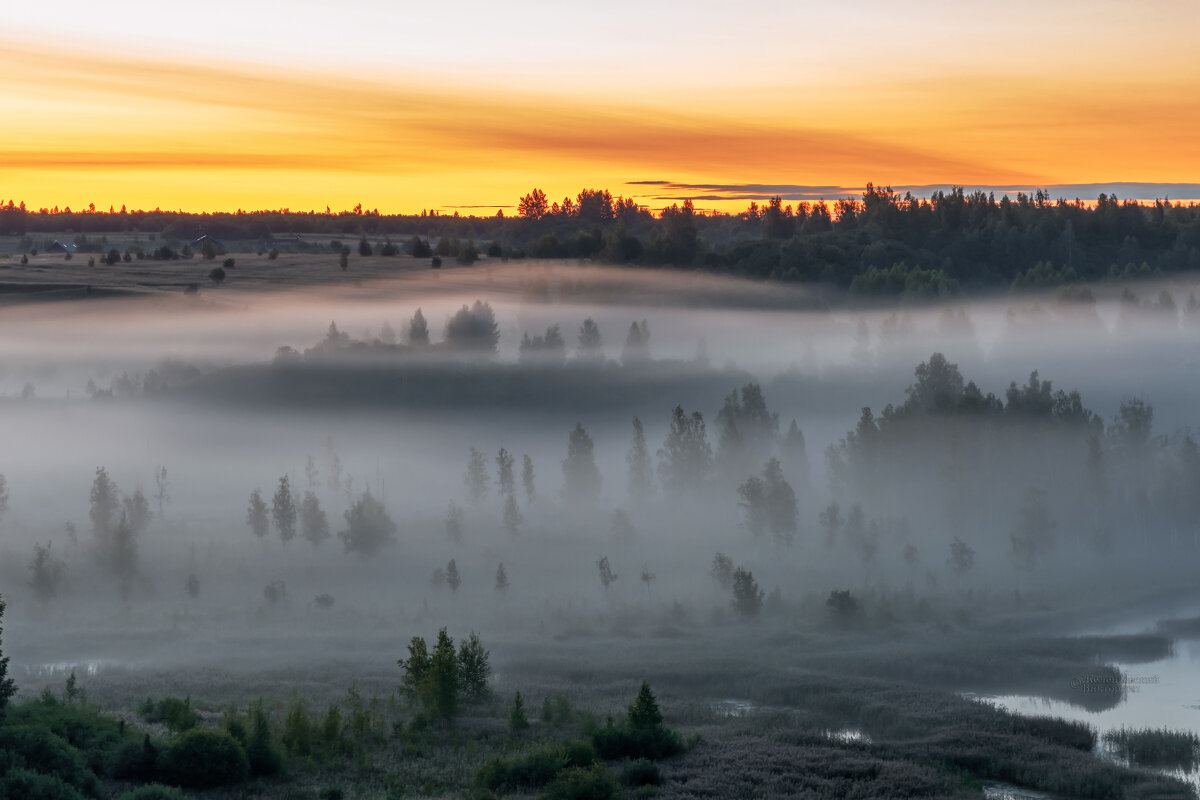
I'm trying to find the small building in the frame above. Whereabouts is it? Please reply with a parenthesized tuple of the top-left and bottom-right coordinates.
(46, 240, 77, 253)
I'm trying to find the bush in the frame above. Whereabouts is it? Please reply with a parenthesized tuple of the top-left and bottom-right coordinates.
(268, 248, 279, 260)
(431, 256, 442, 268)
(245, 700, 283, 777)
(104, 248, 120, 265)
(0, 767, 87, 800)
(475, 745, 564, 792)
(114, 785, 188, 800)
(161, 729, 249, 788)
(208, 267, 226, 285)
(222, 257, 235, 269)
(543, 764, 619, 800)
(110, 733, 159, 781)
(0, 725, 97, 795)
(620, 758, 662, 787)
(137, 696, 198, 733)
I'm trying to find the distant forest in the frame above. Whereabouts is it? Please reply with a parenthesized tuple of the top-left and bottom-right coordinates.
(4, 185, 1200, 298)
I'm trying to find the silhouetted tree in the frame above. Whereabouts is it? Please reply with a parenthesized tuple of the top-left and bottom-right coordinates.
(272, 475, 297, 543)
(90, 466, 119, 544)
(628, 682, 663, 729)
(153, 465, 169, 519)
(731, 567, 763, 617)
(621, 320, 650, 365)
(948, 537, 975, 576)
(1010, 488, 1056, 569)
(577, 317, 604, 363)
(465, 448, 489, 504)
(445, 500, 464, 543)
(247, 489, 268, 539)
(494, 562, 509, 593)
(657, 406, 712, 496)
(563, 423, 602, 506)
(626, 417, 654, 504)
(716, 383, 779, 481)
(710, 552, 734, 590)
(496, 448, 516, 498)
(597, 556, 617, 593)
(408, 308, 430, 345)
(518, 325, 566, 365)
(29, 541, 65, 602)
(358, 236, 372, 257)
(518, 188, 549, 219)
(446, 559, 461, 593)
(445, 301, 499, 354)
(123, 488, 151, 537)
(522, 454, 536, 505)
(208, 267, 225, 284)
(509, 691, 530, 732)
(300, 490, 330, 546)
(338, 490, 397, 556)
(503, 493, 523, 536)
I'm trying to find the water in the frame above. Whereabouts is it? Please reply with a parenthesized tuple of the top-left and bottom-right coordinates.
(971, 611, 1200, 793)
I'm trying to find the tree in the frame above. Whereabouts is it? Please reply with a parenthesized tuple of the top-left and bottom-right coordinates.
(445, 301, 499, 354)
(409, 236, 433, 258)
(628, 682, 663, 730)
(358, 236, 373, 257)
(201, 238, 216, 260)
(446, 559, 461, 593)
(731, 567, 763, 617)
(457, 632, 491, 704)
(426, 629, 459, 721)
(1010, 488, 1056, 569)
(518, 188, 549, 219)
(272, 475, 297, 543)
(398, 636, 430, 704)
(657, 406, 712, 496)
(519, 325, 566, 365)
(819, 503, 843, 548)
(495, 562, 509, 593)
(408, 308, 430, 345)
(208, 267, 225, 284)
(300, 490, 330, 546)
(621, 320, 650, 365)
(716, 383, 779, 481)
(90, 466, 119, 544)
(338, 490, 398, 556)
(338, 250, 349, 271)
(576, 318, 604, 362)
(246, 489, 269, 539)
(509, 691, 530, 732)
(626, 417, 654, 504)
(153, 466, 169, 518)
(596, 556, 618, 593)
(465, 448, 489, 504)
(123, 488, 151, 537)
(496, 448, 516, 498)
(563, 423, 602, 506)
(29, 541, 65, 602)
(948, 537, 975, 576)
(763, 459, 798, 543)
(710, 552, 733, 590)
(445, 500, 464, 543)
(905, 352, 965, 413)
(503, 493, 523, 536)
(0, 594, 13, 714)
(522, 454, 536, 505)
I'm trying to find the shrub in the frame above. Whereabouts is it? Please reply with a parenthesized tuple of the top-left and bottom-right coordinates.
(543, 764, 619, 800)
(104, 248, 120, 265)
(222, 257, 235, 269)
(0, 724, 97, 795)
(208, 265, 227, 284)
(431, 256, 442, 268)
(562, 739, 598, 769)
(268, 248, 279, 259)
(110, 733, 159, 781)
(620, 758, 662, 787)
(475, 745, 564, 792)
(0, 767, 87, 800)
(138, 696, 198, 733)
(161, 729, 249, 788)
(509, 691, 529, 732)
(245, 699, 283, 777)
(114, 785, 188, 800)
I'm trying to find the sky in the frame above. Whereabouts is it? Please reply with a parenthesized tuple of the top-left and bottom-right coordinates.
(2, 0, 1199, 213)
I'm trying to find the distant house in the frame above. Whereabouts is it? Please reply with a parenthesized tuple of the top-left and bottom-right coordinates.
(46, 240, 77, 253)
(262, 235, 301, 251)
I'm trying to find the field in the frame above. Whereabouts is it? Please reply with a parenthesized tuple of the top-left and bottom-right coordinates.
(2, 239, 1200, 799)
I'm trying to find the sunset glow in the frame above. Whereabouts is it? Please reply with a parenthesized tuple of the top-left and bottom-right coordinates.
(3, 0, 1199, 213)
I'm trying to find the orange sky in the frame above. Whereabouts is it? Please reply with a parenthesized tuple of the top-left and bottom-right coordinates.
(3, 1, 1199, 213)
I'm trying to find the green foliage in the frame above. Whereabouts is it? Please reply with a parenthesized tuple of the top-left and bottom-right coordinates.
(338, 489, 397, 556)
(398, 636, 430, 704)
(137, 696, 197, 733)
(1103, 727, 1200, 768)
(475, 743, 577, 792)
(730, 567, 764, 617)
(445, 300, 499, 354)
(245, 699, 284, 777)
(111, 734, 159, 781)
(458, 632, 492, 704)
(9, 694, 129, 778)
(627, 683, 663, 730)
(0, 595, 14, 714)
(590, 684, 684, 761)
(542, 764, 619, 800)
(541, 694, 574, 726)
(509, 691, 529, 733)
(619, 758, 663, 787)
(0, 767, 87, 800)
(281, 697, 313, 758)
(426, 629, 459, 722)
(161, 728, 249, 788)
(0, 724, 98, 795)
(113, 785, 187, 800)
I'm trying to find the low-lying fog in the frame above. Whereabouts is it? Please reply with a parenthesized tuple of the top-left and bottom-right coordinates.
(2, 262, 1199, 677)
